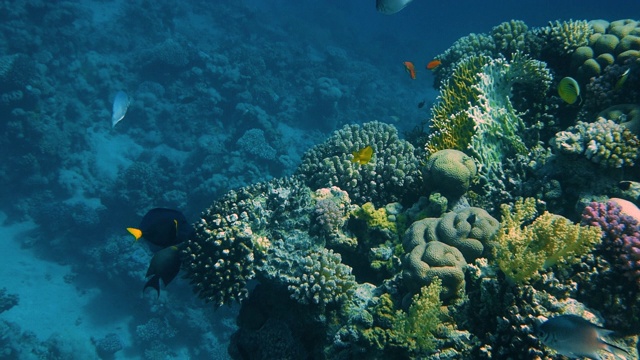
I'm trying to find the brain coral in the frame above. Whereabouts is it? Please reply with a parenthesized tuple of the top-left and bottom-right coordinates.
(423, 149, 477, 200)
(184, 176, 312, 308)
(296, 121, 422, 207)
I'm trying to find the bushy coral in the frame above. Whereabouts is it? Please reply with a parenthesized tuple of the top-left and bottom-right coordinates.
(259, 245, 356, 308)
(184, 176, 312, 308)
(359, 279, 445, 357)
(236, 128, 277, 161)
(493, 198, 602, 284)
(93, 333, 124, 357)
(297, 121, 422, 206)
(551, 117, 640, 167)
(311, 186, 357, 250)
(582, 200, 640, 286)
(543, 20, 592, 56)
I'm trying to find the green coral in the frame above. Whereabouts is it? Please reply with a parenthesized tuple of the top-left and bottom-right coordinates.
(545, 19, 592, 55)
(354, 202, 397, 233)
(297, 121, 422, 207)
(362, 279, 445, 356)
(424, 149, 477, 200)
(492, 198, 603, 284)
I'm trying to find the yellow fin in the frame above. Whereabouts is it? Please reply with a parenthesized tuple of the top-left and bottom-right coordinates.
(351, 145, 373, 165)
(558, 77, 580, 104)
(127, 227, 143, 241)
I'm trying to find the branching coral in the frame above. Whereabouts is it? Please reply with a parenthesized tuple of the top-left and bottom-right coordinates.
(551, 117, 640, 168)
(359, 279, 445, 356)
(493, 198, 602, 284)
(297, 121, 422, 206)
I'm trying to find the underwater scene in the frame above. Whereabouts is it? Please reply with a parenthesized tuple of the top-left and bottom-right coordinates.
(2, 0, 640, 359)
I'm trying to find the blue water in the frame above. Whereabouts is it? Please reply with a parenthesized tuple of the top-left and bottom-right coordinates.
(0, 1, 639, 359)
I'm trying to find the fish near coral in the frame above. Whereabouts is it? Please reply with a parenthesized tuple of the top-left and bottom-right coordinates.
(127, 208, 191, 248)
(426, 59, 441, 70)
(403, 61, 417, 80)
(351, 145, 374, 165)
(376, 0, 414, 14)
(557, 77, 581, 104)
(111, 90, 130, 128)
(614, 68, 630, 91)
(144, 245, 183, 297)
(537, 314, 630, 360)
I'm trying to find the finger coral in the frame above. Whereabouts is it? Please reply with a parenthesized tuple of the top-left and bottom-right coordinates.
(297, 121, 422, 207)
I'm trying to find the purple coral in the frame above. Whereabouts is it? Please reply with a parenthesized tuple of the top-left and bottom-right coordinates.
(314, 198, 344, 234)
(581, 201, 640, 286)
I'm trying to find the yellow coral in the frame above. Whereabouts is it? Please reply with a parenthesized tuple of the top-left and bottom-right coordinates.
(355, 202, 397, 233)
(493, 198, 602, 284)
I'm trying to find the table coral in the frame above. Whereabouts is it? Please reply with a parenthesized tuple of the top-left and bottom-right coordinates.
(297, 121, 422, 207)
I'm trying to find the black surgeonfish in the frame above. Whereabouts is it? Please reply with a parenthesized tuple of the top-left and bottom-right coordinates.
(127, 208, 190, 247)
(144, 244, 183, 297)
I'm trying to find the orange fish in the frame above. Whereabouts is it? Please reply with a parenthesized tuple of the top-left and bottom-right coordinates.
(403, 61, 416, 80)
(426, 59, 441, 70)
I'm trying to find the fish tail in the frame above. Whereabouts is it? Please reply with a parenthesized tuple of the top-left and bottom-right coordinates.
(127, 227, 143, 241)
(602, 339, 630, 359)
(143, 275, 161, 298)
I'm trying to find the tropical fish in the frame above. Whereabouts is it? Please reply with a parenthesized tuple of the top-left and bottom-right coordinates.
(376, 0, 414, 14)
(557, 77, 580, 104)
(352, 146, 374, 165)
(614, 68, 630, 90)
(144, 245, 183, 297)
(111, 90, 130, 128)
(426, 59, 442, 70)
(537, 314, 630, 360)
(403, 61, 416, 80)
(127, 208, 191, 248)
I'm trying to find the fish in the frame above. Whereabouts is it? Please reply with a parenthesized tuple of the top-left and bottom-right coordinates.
(352, 145, 374, 165)
(537, 314, 630, 360)
(376, 0, 414, 14)
(127, 208, 191, 248)
(403, 61, 417, 80)
(144, 245, 183, 297)
(111, 90, 130, 128)
(426, 60, 442, 70)
(557, 77, 581, 105)
(418, 100, 426, 108)
(614, 68, 630, 91)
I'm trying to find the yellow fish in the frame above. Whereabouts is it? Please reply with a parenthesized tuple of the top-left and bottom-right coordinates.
(614, 68, 630, 90)
(557, 77, 580, 104)
(352, 146, 373, 165)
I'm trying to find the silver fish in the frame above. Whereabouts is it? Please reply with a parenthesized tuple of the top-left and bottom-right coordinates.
(111, 90, 130, 128)
(376, 0, 414, 14)
(537, 315, 630, 360)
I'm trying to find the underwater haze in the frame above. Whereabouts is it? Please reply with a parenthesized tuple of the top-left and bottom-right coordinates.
(1, 0, 640, 359)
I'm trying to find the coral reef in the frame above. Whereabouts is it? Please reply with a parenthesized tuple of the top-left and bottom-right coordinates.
(551, 117, 640, 168)
(493, 198, 602, 284)
(423, 149, 477, 203)
(297, 121, 423, 207)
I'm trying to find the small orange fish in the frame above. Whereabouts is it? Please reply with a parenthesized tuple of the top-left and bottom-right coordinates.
(426, 59, 441, 70)
(403, 61, 416, 80)
(352, 146, 374, 165)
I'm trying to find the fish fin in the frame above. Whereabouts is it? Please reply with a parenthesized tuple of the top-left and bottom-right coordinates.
(602, 339, 630, 359)
(143, 275, 161, 298)
(127, 227, 143, 241)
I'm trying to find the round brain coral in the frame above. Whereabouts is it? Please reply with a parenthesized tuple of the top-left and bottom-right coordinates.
(435, 207, 500, 261)
(296, 121, 423, 207)
(424, 149, 477, 199)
